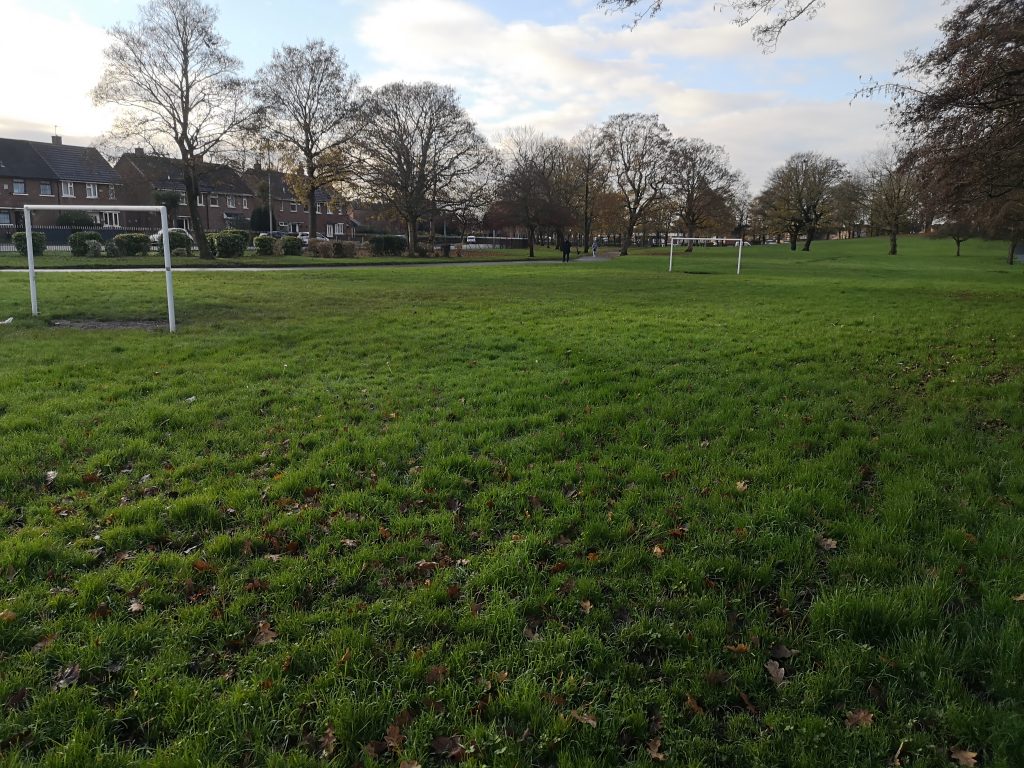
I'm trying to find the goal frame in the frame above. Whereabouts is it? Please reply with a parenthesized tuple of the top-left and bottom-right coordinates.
(668, 236, 748, 275)
(24, 205, 177, 332)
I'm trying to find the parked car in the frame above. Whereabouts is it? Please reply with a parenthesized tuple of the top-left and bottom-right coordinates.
(149, 228, 195, 247)
(298, 232, 310, 246)
(465, 236, 476, 244)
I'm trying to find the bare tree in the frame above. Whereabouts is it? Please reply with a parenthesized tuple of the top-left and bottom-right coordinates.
(831, 174, 868, 239)
(353, 82, 490, 256)
(864, 145, 921, 256)
(93, 0, 250, 259)
(871, 0, 1023, 263)
(253, 40, 363, 238)
(598, 0, 825, 48)
(570, 126, 609, 249)
(668, 137, 741, 249)
(600, 113, 674, 255)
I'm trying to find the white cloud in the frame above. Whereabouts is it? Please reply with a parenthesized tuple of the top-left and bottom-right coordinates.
(1, 3, 114, 144)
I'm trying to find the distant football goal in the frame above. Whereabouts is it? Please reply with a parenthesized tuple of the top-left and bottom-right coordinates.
(23, 205, 177, 332)
(668, 236, 749, 275)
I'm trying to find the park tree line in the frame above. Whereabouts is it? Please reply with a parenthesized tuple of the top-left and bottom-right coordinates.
(93, 0, 1020, 260)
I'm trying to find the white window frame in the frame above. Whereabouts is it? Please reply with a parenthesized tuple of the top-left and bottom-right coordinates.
(242, 197, 248, 210)
(62, 181, 75, 197)
(86, 183, 99, 199)
(290, 202, 298, 213)
(178, 192, 187, 206)
(13, 179, 26, 196)
(39, 181, 53, 197)
(226, 195, 235, 208)
(0, 210, 11, 225)
(316, 202, 322, 214)
(209, 194, 219, 207)
(197, 194, 205, 206)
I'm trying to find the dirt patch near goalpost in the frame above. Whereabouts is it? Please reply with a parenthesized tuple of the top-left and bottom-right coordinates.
(48, 319, 167, 331)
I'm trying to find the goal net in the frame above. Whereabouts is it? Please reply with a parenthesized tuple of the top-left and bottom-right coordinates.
(668, 236, 749, 275)
(23, 204, 178, 332)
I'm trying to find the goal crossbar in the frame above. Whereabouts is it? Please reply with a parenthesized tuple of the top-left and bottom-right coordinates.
(668, 236, 749, 275)
(24, 205, 177, 332)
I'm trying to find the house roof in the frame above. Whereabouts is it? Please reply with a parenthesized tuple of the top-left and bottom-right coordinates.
(0, 138, 54, 178)
(117, 153, 253, 195)
(28, 141, 120, 184)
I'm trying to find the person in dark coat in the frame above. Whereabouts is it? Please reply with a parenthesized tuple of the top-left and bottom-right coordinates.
(561, 238, 571, 263)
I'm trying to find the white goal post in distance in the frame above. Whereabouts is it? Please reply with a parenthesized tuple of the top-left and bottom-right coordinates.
(24, 205, 177, 332)
(668, 236, 749, 276)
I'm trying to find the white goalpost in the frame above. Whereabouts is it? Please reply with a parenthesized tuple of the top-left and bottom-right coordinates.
(668, 236, 749, 275)
(24, 204, 177, 333)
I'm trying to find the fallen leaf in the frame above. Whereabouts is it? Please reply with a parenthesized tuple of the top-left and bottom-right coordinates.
(1012, 594, 1024, 603)
(44, 470, 58, 487)
(580, 600, 593, 615)
(193, 559, 216, 572)
(950, 747, 978, 766)
(244, 579, 268, 592)
(416, 560, 439, 572)
(569, 709, 597, 728)
(5, 688, 29, 710)
(385, 724, 405, 750)
(425, 665, 448, 684)
(725, 643, 749, 653)
(54, 664, 81, 691)
(32, 634, 57, 652)
(845, 709, 874, 728)
(736, 480, 749, 492)
(646, 737, 668, 762)
(685, 693, 705, 716)
(128, 599, 144, 615)
(586, 551, 599, 562)
(668, 525, 688, 538)
(320, 722, 336, 758)
(816, 536, 839, 552)
(431, 734, 466, 761)
(706, 669, 730, 687)
(447, 584, 462, 601)
(739, 691, 759, 716)
(0, 610, 15, 622)
(340, 538, 359, 549)
(652, 544, 665, 558)
(364, 740, 390, 759)
(764, 660, 786, 686)
(254, 621, 278, 646)
(769, 643, 797, 660)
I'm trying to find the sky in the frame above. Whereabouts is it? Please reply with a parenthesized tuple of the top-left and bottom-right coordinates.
(2, 0, 947, 189)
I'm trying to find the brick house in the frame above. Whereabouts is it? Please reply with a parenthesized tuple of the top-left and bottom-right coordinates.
(0, 135, 122, 229)
(114, 149, 255, 232)
(242, 166, 357, 238)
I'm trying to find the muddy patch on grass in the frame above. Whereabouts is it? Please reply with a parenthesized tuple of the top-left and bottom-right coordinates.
(49, 319, 167, 331)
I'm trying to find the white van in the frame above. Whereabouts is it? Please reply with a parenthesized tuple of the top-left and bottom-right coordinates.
(465, 236, 476, 244)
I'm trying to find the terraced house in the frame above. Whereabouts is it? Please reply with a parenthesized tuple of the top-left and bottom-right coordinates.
(243, 165, 358, 238)
(114, 149, 255, 232)
(0, 136, 122, 229)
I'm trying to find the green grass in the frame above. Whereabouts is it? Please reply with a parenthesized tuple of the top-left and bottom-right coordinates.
(0, 237, 1021, 766)
(0, 247, 563, 270)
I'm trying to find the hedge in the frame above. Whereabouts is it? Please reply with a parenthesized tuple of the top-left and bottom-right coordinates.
(214, 229, 248, 259)
(281, 236, 302, 256)
(12, 232, 46, 256)
(69, 231, 102, 257)
(368, 235, 406, 258)
(253, 235, 274, 256)
(112, 233, 150, 258)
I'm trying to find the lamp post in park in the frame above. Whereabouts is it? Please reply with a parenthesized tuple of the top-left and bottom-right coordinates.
(23, 204, 177, 333)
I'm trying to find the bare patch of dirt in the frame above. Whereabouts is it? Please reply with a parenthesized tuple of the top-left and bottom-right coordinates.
(49, 319, 167, 331)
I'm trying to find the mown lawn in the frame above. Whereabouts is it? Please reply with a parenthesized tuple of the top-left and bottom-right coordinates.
(0, 237, 1022, 767)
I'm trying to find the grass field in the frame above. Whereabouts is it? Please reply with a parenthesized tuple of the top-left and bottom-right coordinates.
(0, 237, 1021, 767)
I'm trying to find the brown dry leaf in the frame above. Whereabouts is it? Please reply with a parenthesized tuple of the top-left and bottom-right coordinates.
(769, 643, 796, 660)
(685, 694, 705, 716)
(950, 747, 978, 767)
(193, 559, 216, 572)
(580, 600, 593, 615)
(739, 691, 759, 716)
(0, 610, 15, 622)
(339, 647, 352, 664)
(431, 734, 466, 761)
(244, 579, 268, 592)
(425, 665, 448, 684)
(1012, 594, 1024, 602)
(668, 526, 688, 538)
(725, 643, 749, 653)
(569, 709, 597, 728)
(254, 621, 278, 646)
(416, 560, 439, 572)
(447, 584, 462, 601)
(44, 470, 58, 487)
(844, 709, 874, 728)
(128, 599, 144, 615)
(378, 526, 392, 540)
(385, 724, 405, 751)
(5, 687, 29, 710)
(32, 634, 57, 653)
(646, 737, 668, 762)
(652, 544, 665, 558)
(319, 722, 336, 758)
(816, 536, 839, 552)
(586, 551, 599, 562)
(53, 664, 81, 691)
(764, 660, 786, 686)
(736, 480, 749, 492)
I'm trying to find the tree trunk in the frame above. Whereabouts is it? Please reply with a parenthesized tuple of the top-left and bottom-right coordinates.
(308, 187, 318, 239)
(406, 218, 417, 257)
(1009, 239, 1018, 265)
(789, 230, 798, 251)
(528, 226, 535, 258)
(888, 229, 898, 256)
(955, 237, 962, 257)
(803, 226, 815, 252)
(621, 223, 634, 256)
(183, 164, 212, 260)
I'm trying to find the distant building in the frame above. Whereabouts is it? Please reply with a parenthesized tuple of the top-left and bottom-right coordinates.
(242, 165, 357, 237)
(0, 135, 122, 228)
(114, 149, 255, 232)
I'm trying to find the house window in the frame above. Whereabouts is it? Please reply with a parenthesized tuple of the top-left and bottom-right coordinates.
(176, 217, 191, 231)
(226, 195, 235, 208)
(326, 224, 334, 237)
(0, 210, 11, 225)
(303, 204, 309, 213)
(62, 181, 75, 197)
(86, 183, 99, 199)
(178, 192, 187, 206)
(316, 202, 322, 214)
(39, 181, 53, 196)
(209, 194, 219, 207)
(197, 194, 205, 206)
(290, 202, 298, 213)
(13, 179, 26, 195)
(99, 211, 120, 227)
(108, 185, 116, 200)
(242, 197, 248, 209)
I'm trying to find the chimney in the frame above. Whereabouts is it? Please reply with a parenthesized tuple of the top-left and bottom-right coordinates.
(134, 147, 145, 156)
(51, 135, 62, 145)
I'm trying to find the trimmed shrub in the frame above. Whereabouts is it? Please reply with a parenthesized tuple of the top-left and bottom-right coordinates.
(308, 240, 335, 259)
(254, 235, 274, 256)
(12, 232, 46, 256)
(69, 231, 102, 257)
(104, 239, 121, 258)
(169, 230, 192, 253)
(368, 235, 406, 258)
(214, 229, 248, 259)
(205, 234, 218, 258)
(281, 236, 302, 256)
(84, 240, 103, 258)
(333, 241, 355, 258)
(171, 247, 189, 260)
(112, 233, 150, 258)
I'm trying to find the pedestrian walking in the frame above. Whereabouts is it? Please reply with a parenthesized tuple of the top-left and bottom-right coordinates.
(591, 238, 599, 258)
(561, 238, 571, 263)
